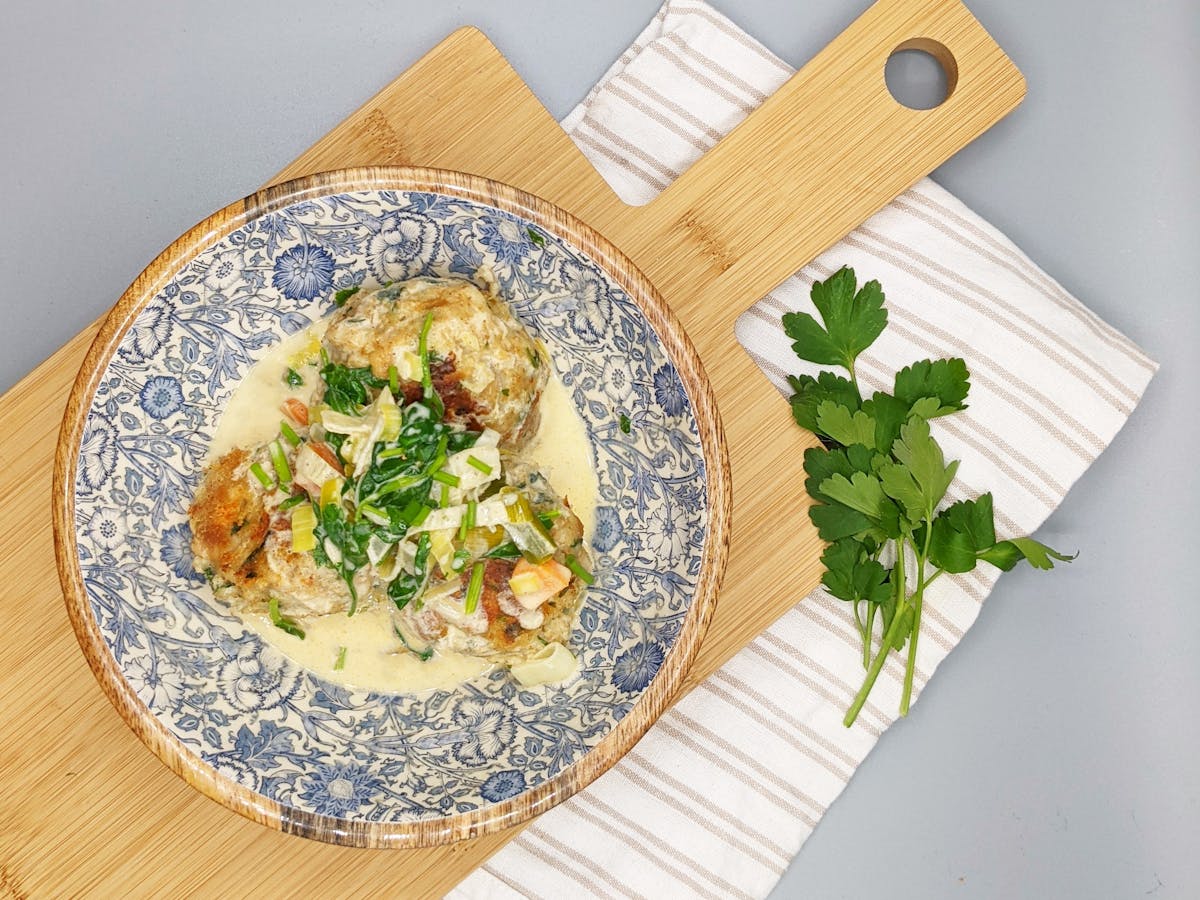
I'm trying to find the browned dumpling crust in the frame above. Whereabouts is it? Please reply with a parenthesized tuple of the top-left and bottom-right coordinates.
(322, 277, 548, 447)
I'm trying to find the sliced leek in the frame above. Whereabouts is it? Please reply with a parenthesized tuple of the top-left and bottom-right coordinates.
(291, 504, 317, 553)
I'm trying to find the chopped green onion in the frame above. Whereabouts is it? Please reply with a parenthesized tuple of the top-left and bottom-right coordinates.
(358, 501, 388, 523)
(376, 446, 407, 462)
(279, 493, 307, 511)
(268, 440, 291, 487)
(431, 470, 460, 487)
(565, 554, 595, 585)
(250, 462, 275, 490)
(466, 455, 493, 475)
(464, 562, 485, 614)
(409, 504, 432, 528)
(439, 483, 450, 508)
(388, 364, 400, 395)
(333, 646, 347, 670)
(279, 420, 301, 447)
(418, 311, 434, 398)
(284, 367, 304, 388)
(466, 499, 477, 530)
(268, 597, 305, 639)
(451, 548, 471, 572)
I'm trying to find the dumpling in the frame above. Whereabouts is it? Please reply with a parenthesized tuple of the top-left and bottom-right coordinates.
(322, 277, 547, 446)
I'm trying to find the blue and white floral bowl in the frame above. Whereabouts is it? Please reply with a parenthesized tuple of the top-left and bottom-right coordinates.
(54, 168, 729, 846)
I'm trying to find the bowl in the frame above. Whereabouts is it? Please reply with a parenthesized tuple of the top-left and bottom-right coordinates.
(53, 167, 728, 846)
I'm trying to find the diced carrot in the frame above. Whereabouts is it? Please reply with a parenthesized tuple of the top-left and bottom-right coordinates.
(281, 397, 309, 426)
(308, 441, 344, 475)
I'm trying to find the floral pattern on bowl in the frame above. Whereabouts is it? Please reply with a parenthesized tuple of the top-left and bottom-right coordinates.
(71, 184, 709, 832)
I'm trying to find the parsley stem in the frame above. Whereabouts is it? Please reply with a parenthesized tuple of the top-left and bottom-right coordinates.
(863, 603, 876, 669)
(847, 360, 861, 395)
(900, 524, 936, 716)
(845, 593, 909, 727)
(846, 537, 906, 726)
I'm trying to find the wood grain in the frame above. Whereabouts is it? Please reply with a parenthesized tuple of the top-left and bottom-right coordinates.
(3, 0, 1023, 895)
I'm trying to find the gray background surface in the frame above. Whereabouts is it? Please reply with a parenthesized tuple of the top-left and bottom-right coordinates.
(3, 1, 1196, 897)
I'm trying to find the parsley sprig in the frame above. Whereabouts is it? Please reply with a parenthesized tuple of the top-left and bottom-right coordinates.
(785, 268, 1074, 726)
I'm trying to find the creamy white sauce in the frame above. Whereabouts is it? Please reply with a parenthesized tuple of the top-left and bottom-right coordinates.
(240, 605, 489, 692)
(525, 373, 598, 539)
(207, 316, 597, 695)
(209, 324, 327, 458)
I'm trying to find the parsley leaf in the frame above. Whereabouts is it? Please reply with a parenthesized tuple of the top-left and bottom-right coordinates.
(815, 401, 877, 448)
(890, 417, 958, 514)
(783, 268, 1074, 727)
(803, 444, 875, 501)
(809, 502, 873, 542)
(860, 391, 909, 454)
(782, 267, 887, 372)
(982, 537, 1077, 571)
(821, 538, 891, 606)
(894, 358, 970, 416)
(818, 471, 889, 519)
(925, 494, 999, 574)
(788, 371, 861, 435)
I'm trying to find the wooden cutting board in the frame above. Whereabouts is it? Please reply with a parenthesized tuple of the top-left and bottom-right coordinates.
(0, 0, 1023, 895)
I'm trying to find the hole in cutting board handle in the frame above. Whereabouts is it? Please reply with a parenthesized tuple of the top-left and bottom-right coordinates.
(885, 38, 957, 110)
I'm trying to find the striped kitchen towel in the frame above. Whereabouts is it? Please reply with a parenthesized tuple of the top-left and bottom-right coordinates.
(452, 2, 1158, 898)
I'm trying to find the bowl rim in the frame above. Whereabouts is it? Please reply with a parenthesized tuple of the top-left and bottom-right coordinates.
(52, 165, 730, 848)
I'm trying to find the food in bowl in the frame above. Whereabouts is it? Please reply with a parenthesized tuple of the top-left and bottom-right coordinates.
(189, 274, 595, 690)
(59, 171, 720, 844)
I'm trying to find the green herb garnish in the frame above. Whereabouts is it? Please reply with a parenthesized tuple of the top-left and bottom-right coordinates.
(418, 312, 435, 399)
(465, 561, 485, 614)
(333, 646, 347, 670)
(279, 420, 301, 448)
(564, 554, 594, 585)
(334, 285, 360, 307)
(619, 414, 631, 434)
(431, 470, 460, 487)
(785, 267, 1074, 726)
(526, 226, 546, 248)
(268, 440, 291, 488)
(250, 461, 275, 490)
(268, 596, 305, 639)
(284, 367, 304, 388)
(278, 493, 307, 511)
(388, 532, 431, 611)
(319, 362, 388, 414)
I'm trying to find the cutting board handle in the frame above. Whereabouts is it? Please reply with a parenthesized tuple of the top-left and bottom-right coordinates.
(595, 0, 1025, 350)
